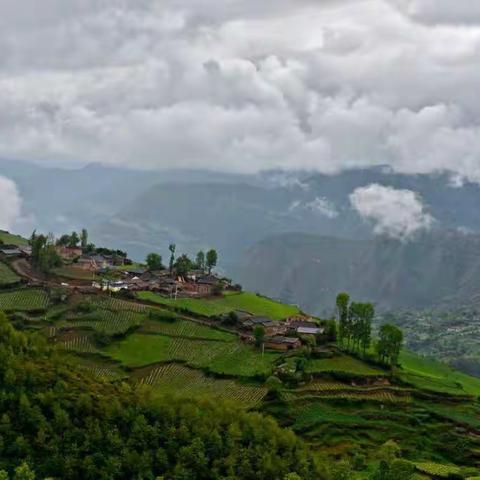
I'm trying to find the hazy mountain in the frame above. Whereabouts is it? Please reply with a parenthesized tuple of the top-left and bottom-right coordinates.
(235, 231, 480, 314)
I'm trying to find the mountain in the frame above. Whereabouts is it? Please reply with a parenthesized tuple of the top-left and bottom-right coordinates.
(235, 230, 480, 314)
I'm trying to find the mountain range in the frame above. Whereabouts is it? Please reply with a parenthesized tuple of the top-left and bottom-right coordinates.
(3, 159, 480, 311)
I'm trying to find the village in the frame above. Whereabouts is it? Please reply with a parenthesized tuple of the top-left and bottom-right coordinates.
(0, 230, 328, 352)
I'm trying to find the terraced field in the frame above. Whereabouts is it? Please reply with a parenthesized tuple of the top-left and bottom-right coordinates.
(140, 318, 236, 341)
(56, 334, 98, 353)
(65, 309, 145, 336)
(295, 381, 412, 402)
(105, 333, 279, 376)
(87, 296, 147, 313)
(0, 262, 21, 286)
(0, 289, 48, 312)
(137, 291, 300, 320)
(306, 355, 386, 376)
(136, 363, 267, 408)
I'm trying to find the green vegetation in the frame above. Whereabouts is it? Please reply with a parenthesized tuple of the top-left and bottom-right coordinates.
(104, 333, 279, 376)
(399, 350, 480, 396)
(0, 312, 321, 479)
(52, 266, 95, 280)
(306, 354, 386, 376)
(138, 290, 300, 320)
(141, 317, 236, 341)
(136, 363, 267, 408)
(0, 289, 48, 312)
(0, 230, 28, 246)
(0, 262, 21, 286)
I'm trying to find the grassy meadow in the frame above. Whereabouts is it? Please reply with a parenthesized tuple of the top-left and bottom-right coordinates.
(137, 291, 301, 320)
(0, 262, 21, 286)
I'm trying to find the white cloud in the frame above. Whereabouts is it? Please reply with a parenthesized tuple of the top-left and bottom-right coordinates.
(0, 0, 480, 182)
(0, 177, 22, 231)
(349, 183, 434, 240)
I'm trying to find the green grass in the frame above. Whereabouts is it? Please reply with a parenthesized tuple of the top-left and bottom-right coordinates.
(136, 363, 267, 408)
(0, 262, 21, 286)
(400, 350, 480, 396)
(137, 291, 300, 320)
(141, 318, 236, 341)
(104, 333, 279, 377)
(63, 309, 146, 336)
(414, 462, 461, 477)
(0, 289, 48, 312)
(53, 267, 95, 280)
(0, 231, 28, 246)
(306, 355, 386, 376)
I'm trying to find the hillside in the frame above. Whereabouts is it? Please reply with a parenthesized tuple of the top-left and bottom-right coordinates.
(1, 283, 480, 477)
(236, 231, 480, 313)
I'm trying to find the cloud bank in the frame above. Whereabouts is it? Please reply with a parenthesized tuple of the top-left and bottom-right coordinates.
(350, 184, 434, 240)
(0, 0, 480, 182)
(0, 177, 22, 231)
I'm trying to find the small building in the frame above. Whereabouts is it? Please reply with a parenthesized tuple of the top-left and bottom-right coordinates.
(241, 316, 287, 336)
(0, 245, 22, 256)
(264, 336, 302, 351)
(56, 246, 83, 259)
(71, 257, 98, 271)
(296, 326, 325, 336)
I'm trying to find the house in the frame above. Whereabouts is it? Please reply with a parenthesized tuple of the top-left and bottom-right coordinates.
(241, 316, 287, 336)
(264, 336, 302, 351)
(56, 246, 83, 259)
(92, 280, 128, 292)
(0, 245, 22, 256)
(90, 255, 111, 269)
(71, 257, 98, 271)
(296, 326, 325, 336)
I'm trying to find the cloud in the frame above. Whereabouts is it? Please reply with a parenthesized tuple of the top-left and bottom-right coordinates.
(0, 0, 480, 183)
(0, 176, 22, 231)
(349, 184, 434, 240)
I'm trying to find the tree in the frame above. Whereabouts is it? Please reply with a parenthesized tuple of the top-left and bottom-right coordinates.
(14, 462, 35, 480)
(253, 325, 266, 346)
(376, 324, 403, 367)
(174, 254, 194, 278)
(206, 249, 218, 274)
(68, 231, 80, 248)
(336, 293, 350, 348)
(80, 229, 88, 250)
(168, 244, 176, 275)
(146, 253, 163, 271)
(56, 234, 70, 247)
(195, 251, 206, 271)
(266, 376, 283, 397)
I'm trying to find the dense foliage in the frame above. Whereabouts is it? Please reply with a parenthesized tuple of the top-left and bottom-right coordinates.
(0, 312, 323, 480)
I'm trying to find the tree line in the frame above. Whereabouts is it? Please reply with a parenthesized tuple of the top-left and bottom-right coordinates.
(336, 293, 403, 367)
(146, 245, 218, 277)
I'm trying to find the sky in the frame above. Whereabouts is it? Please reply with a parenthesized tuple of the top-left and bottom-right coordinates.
(0, 0, 478, 183)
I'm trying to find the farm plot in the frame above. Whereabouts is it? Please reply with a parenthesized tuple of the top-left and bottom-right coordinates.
(0, 262, 21, 286)
(0, 289, 48, 312)
(306, 355, 385, 377)
(87, 296, 147, 313)
(105, 333, 279, 377)
(56, 333, 98, 354)
(137, 291, 300, 320)
(65, 309, 145, 336)
(414, 462, 461, 478)
(136, 363, 267, 408)
(140, 318, 236, 342)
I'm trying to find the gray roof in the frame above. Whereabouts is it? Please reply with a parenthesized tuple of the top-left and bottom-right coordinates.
(297, 326, 324, 335)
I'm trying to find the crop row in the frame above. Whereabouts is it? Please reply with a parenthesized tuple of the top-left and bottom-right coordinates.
(142, 319, 235, 342)
(299, 381, 410, 394)
(67, 309, 144, 335)
(57, 335, 98, 353)
(88, 296, 146, 313)
(0, 289, 48, 312)
(137, 363, 267, 408)
(80, 365, 123, 381)
(298, 390, 412, 403)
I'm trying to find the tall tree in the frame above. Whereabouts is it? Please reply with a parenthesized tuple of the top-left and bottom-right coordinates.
(376, 324, 403, 367)
(68, 231, 80, 248)
(360, 302, 374, 356)
(146, 253, 163, 271)
(80, 229, 88, 250)
(206, 249, 218, 274)
(336, 293, 350, 348)
(195, 251, 206, 271)
(175, 254, 194, 278)
(253, 325, 266, 347)
(168, 244, 176, 275)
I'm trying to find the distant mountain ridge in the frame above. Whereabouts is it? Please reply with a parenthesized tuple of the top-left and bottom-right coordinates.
(235, 231, 480, 313)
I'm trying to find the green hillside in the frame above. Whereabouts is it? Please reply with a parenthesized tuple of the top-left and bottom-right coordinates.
(0, 230, 28, 246)
(2, 287, 480, 478)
